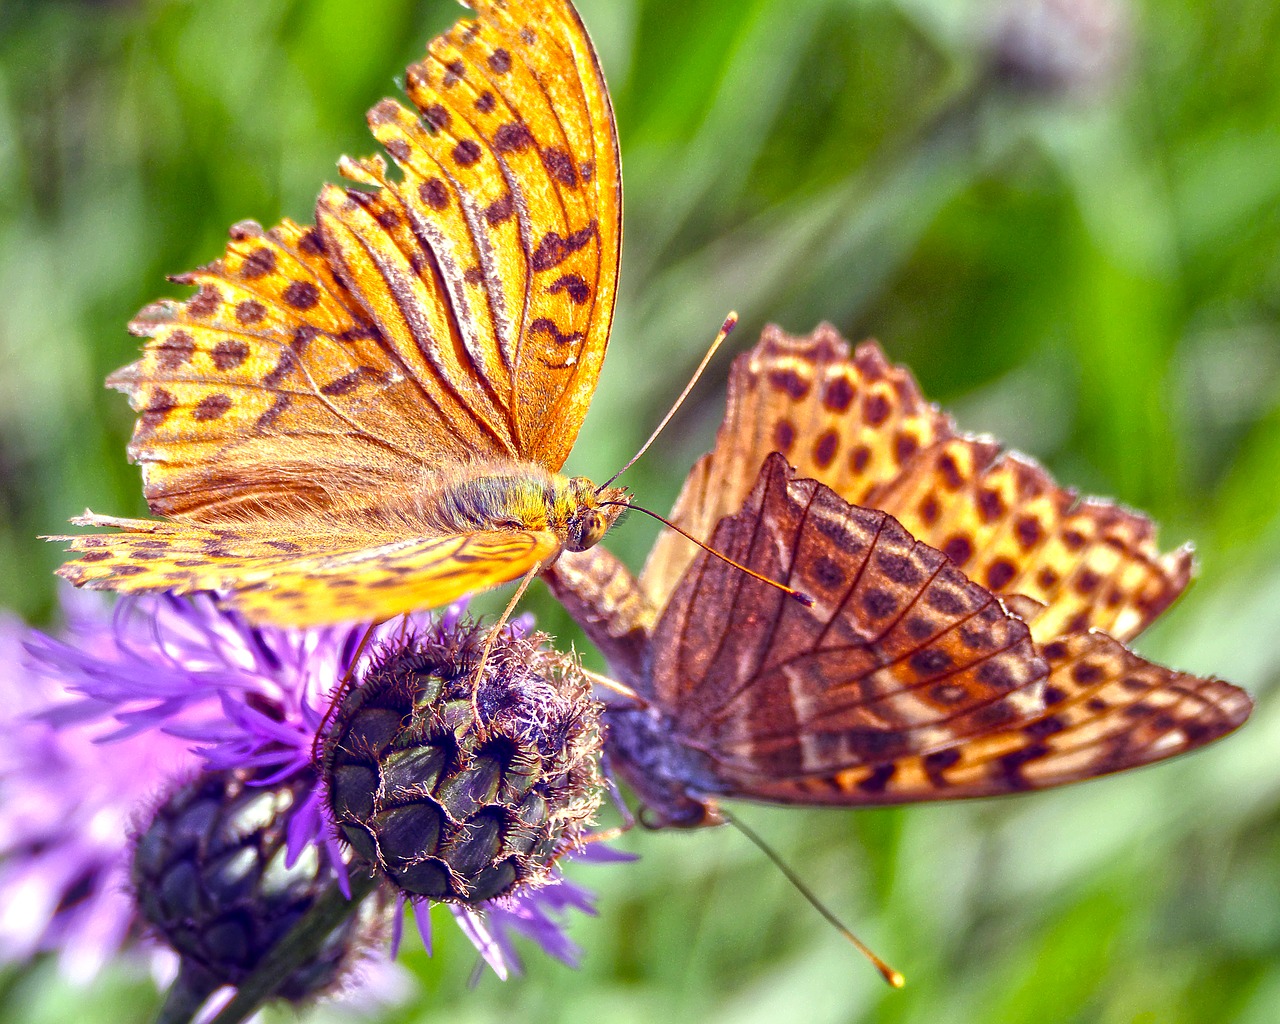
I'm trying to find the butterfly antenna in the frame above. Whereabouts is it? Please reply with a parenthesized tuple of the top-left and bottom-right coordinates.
(602, 501, 813, 607)
(722, 809, 905, 989)
(598, 312, 738, 492)
(310, 619, 382, 765)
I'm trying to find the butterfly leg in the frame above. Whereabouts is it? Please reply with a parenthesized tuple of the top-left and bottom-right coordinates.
(469, 562, 544, 734)
(581, 755, 638, 844)
(311, 618, 384, 765)
(579, 667, 648, 709)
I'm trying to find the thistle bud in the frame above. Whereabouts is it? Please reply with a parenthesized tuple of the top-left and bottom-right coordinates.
(132, 770, 369, 1002)
(322, 621, 603, 906)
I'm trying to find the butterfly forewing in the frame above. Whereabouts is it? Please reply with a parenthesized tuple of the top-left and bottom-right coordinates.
(651, 454, 1048, 781)
(642, 324, 954, 606)
(313, 174, 523, 459)
(323, 0, 620, 470)
(117, 219, 441, 520)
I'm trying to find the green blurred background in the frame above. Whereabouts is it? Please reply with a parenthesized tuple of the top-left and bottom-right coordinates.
(2, 0, 1278, 1020)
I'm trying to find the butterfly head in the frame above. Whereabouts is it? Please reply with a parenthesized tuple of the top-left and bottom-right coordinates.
(560, 478, 630, 552)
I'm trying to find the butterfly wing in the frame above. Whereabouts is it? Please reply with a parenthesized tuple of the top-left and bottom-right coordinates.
(867, 437, 1191, 644)
(643, 324, 1190, 644)
(737, 631, 1252, 805)
(641, 323, 954, 606)
(646, 454, 1249, 806)
(118, 218, 443, 520)
(115, 0, 620, 524)
(57, 514, 558, 628)
(650, 453, 1048, 780)
(315, 0, 620, 471)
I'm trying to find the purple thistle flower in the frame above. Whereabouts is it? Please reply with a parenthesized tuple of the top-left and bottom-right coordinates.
(4, 589, 617, 987)
(0, 595, 195, 983)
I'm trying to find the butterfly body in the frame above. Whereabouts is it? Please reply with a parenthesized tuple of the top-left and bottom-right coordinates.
(606, 707, 726, 828)
(413, 460, 628, 552)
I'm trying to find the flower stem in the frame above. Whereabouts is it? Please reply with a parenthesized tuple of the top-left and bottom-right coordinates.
(197, 868, 381, 1024)
(155, 963, 220, 1024)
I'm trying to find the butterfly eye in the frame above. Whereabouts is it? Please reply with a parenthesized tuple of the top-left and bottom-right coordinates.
(583, 513, 609, 548)
(563, 512, 607, 552)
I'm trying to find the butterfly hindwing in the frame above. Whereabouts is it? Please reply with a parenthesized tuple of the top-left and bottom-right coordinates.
(58, 514, 558, 627)
(738, 631, 1251, 805)
(641, 324, 953, 605)
(870, 437, 1193, 644)
(229, 529, 559, 627)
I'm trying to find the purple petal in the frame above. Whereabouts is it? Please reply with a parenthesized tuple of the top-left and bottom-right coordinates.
(414, 902, 432, 957)
(449, 908, 509, 980)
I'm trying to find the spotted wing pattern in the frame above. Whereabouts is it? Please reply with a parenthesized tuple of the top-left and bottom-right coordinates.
(550, 324, 1251, 823)
(643, 324, 1191, 645)
(651, 454, 1048, 781)
(114, 0, 619, 525)
(116, 218, 433, 520)
(320, 0, 620, 471)
(642, 323, 952, 606)
(741, 631, 1251, 805)
(869, 438, 1191, 644)
(57, 514, 557, 627)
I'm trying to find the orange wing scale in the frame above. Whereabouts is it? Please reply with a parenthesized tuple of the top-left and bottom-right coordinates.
(116, 218, 434, 521)
(319, 0, 620, 470)
(641, 327, 952, 606)
(871, 437, 1192, 644)
(642, 324, 1191, 646)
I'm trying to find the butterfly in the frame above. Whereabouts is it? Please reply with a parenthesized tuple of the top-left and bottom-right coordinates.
(549, 324, 1252, 826)
(56, 0, 627, 627)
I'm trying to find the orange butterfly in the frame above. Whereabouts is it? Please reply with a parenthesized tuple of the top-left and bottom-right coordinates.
(56, 0, 628, 627)
(550, 325, 1251, 826)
